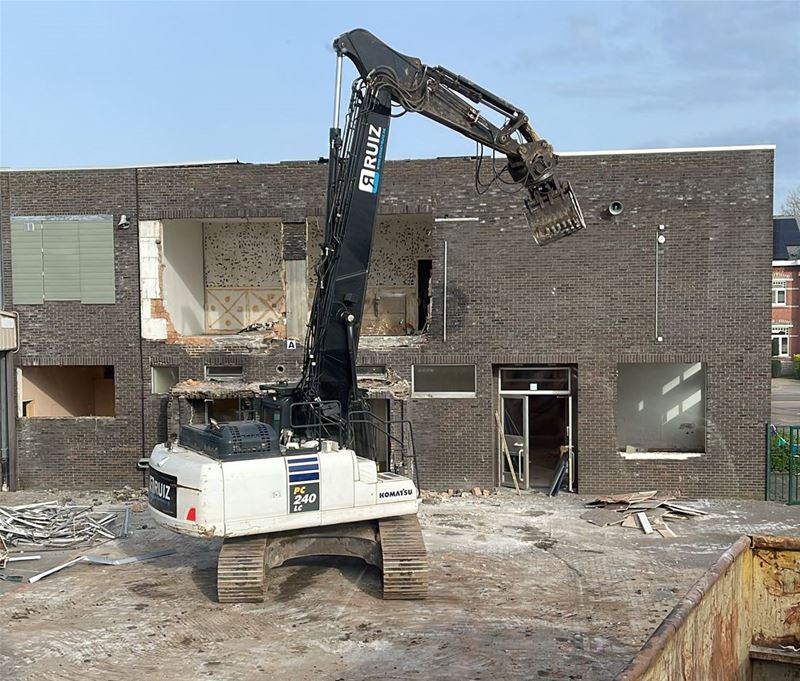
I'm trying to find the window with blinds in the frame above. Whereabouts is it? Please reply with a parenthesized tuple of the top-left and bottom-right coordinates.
(10, 215, 116, 304)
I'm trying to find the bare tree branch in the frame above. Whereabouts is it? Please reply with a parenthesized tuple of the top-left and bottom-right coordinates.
(782, 187, 800, 216)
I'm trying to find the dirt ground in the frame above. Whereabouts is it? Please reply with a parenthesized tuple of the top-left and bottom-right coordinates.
(1, 488, 799, 681)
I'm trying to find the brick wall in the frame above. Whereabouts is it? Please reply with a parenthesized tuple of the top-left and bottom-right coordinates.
(0, 148, 774, 496)
(1, 169, 144, 488)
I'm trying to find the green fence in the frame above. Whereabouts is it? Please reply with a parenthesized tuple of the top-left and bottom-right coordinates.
(766, 424, 800, 504)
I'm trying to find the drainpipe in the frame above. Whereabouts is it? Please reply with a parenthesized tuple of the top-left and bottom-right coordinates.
(0, 349, 7, 490)
(0, 195, 10, 489)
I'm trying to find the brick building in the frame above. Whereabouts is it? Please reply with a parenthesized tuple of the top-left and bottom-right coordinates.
(772, 216, 800, 373)
(0, 145, 774, 497)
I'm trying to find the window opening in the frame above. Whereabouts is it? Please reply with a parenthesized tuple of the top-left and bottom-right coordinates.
(616, 363, 705, 453)
(412, 364, 476, 398)
(20, 365, 116, 417)
(417, 259, 432, 332)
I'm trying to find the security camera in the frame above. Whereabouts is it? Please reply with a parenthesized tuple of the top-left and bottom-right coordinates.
(118, 214, 130, 229)
(608, 201, 624, 216)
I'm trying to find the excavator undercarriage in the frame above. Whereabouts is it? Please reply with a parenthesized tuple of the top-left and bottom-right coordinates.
(217, 516, 428, 602)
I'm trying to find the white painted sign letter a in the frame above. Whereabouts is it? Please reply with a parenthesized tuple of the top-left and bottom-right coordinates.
(286, 339, 298, 350)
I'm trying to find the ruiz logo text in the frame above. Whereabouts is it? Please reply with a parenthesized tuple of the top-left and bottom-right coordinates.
(358, 125, 384, 193)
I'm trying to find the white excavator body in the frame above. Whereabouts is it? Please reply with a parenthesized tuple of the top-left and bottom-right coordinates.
(148, 440, 419, 539)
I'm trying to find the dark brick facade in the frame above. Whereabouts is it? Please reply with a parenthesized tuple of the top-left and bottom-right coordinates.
(0, 147, 774, 496)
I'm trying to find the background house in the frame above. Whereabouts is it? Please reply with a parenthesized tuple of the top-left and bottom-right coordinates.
(0, 145, 774, 497)
(772, 216, 800, 375)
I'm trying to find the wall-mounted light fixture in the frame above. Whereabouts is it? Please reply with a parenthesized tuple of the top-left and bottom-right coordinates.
(608, 201, 624, 216)
(117, 214, 130, 230)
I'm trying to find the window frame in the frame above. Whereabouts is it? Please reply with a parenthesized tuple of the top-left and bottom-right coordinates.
(615, 361, 707, 456)
(499, 367, 571, 395)
(204, 365, 244, 381)
(411, 364, 477, 398)
(772, 285, 787, 306)
(772, 331, 790, 357)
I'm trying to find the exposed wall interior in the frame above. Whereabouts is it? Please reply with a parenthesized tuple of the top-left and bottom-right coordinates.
(20, 366, 115, 417)
(141, 218, 285, 341)
(306, 214, 433, 336)
(616, 363, 706, 453)
(203, 219, 284, 333)
(162, 219, 205, 336)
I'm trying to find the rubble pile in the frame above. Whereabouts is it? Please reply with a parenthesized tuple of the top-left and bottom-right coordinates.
(420, 488, 494, 504)
(581, 490, 707, 538)
(0, 501, 129, 549)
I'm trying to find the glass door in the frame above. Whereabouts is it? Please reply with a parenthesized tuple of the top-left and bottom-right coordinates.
(500, 396, 528, 490)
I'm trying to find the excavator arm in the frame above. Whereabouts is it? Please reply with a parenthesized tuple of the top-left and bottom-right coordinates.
(334, 29, 585, 244)
(294, 28, 586, 441)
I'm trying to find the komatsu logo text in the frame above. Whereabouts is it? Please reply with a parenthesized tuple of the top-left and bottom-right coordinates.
(358, 124, 386, 194)
(379, 488, 415, 499)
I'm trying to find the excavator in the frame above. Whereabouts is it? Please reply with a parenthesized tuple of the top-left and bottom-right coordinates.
(147, 29, 586, 602)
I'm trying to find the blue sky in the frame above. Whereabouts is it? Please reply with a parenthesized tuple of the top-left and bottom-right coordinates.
(1, 1, 798, 209)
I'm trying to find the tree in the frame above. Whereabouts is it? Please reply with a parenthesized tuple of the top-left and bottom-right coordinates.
(782, 187, 800, 216)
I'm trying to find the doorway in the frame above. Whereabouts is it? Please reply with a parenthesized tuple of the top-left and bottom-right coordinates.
(498, 367, 575, 491)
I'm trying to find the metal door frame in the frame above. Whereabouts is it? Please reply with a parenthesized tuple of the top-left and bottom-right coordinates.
(498, 366, 575, 491)
(499, 395, 529, 490)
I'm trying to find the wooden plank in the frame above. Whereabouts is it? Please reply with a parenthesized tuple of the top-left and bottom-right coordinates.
(590, 491, 658, 505)
(663, 503, 707, 516)
(621, 514, 638, 529)
(495, 411, 520, 496)
(636, 512, 654, 535)
(628, 500, 668, 510)
(657, 525, 676, 538)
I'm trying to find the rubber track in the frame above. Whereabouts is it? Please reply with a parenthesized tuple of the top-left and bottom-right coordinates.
(217, 536, 269, 603)
(379, 515, 429, 599)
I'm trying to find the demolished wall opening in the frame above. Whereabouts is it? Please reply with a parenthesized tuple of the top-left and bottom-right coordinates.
(151, 366, 179, 394)
(307, 214, 433, 336)
(417, 259, 432, 331)
(616, 362, 706, 455)
(20, 366, 115, 417)
(143, 218, 285, 340)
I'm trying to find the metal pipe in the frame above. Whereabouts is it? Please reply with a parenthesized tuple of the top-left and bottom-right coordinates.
(0, 352, 7, 490)
(654, 226, 662, 342)
(5, 352, 16, 490)
(333, 55, 344, 129)
(654, 236, 659, 340)
(443, 241, 448, 342)
(0, 180, 8, 489)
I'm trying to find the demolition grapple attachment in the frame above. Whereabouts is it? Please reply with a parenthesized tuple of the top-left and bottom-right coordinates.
(525, 175, 586, 246)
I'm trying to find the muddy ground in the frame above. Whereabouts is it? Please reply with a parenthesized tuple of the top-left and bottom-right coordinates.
(1, 488, 798, 681)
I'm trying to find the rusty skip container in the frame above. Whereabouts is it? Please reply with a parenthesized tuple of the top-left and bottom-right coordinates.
(617, 535, 800, 681)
